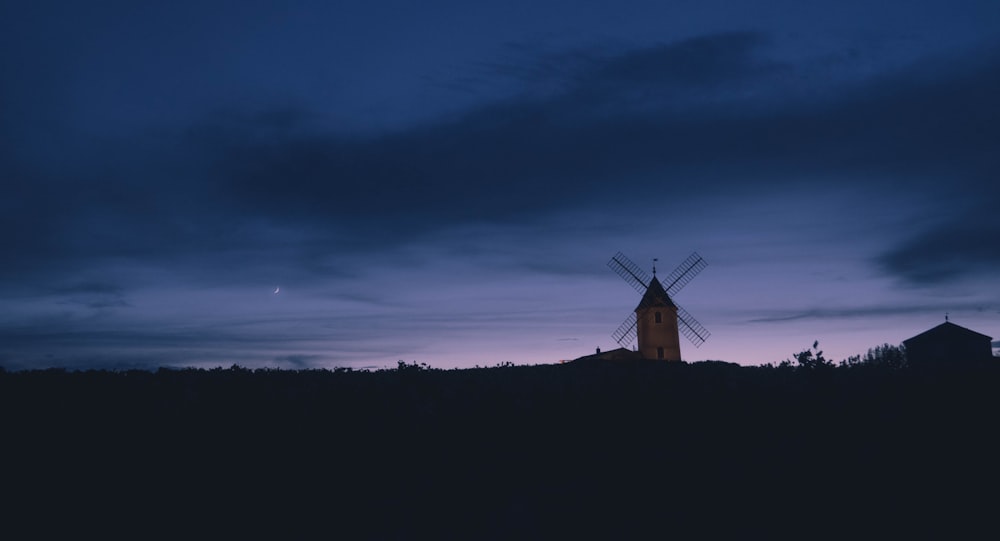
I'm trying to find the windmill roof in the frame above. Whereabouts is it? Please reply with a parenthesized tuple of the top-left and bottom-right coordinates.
(635, 276, 676, 311)
(903, 321, 993, 344)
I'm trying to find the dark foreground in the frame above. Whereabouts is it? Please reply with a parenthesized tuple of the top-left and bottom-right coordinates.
(4, 360, 999, 538)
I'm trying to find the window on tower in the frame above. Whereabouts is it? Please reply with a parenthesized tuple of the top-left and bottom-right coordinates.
(654, 311, 662, 324)
(657, 347, 664, 359)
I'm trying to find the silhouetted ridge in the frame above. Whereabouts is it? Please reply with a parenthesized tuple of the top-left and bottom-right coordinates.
(4, 361, 1000, 538)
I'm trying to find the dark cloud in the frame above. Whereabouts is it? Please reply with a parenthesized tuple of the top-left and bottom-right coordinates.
(480, 32, 773, 96)
(0, 319, 341, 370)
(201, 36, 998, 228)
(879, 204, 1000, 285)
(748, 302, 993, 323)
(6, 32, 779, 283)
(56, 298, 131, 310)
(273, 354, 324, 369)
(22, 281, 134, 310)
(52, 282, 125, 296)
(4, 32, 999, 292)
(587, 33, 770, 87)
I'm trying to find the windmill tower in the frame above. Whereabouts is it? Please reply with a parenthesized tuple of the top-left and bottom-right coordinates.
(608, 252, 710, 360)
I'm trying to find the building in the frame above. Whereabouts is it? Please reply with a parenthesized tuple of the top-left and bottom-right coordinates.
(635, 276, 682, 361)
(568, 347, 643, 364)
(903, 321, 994, 367)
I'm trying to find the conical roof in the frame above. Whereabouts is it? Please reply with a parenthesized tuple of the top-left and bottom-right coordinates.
(635, 276, 676, 311)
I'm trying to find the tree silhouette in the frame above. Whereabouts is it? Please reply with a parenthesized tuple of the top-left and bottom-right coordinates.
(841, 343, 907, 370)
(791, 340, 834, 370)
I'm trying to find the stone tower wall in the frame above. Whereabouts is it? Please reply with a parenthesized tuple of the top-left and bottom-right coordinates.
(636, 305, 681, 361)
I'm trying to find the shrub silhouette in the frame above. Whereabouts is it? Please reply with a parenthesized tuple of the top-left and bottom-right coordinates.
(842, 343, 908, 370)
(790, 340, 835, 370)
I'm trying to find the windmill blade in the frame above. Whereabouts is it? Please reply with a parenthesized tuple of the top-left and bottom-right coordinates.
(608, 252, 650, 294)
(612, 313, 638, 347)
(662, 252, 707, 297)
(676, 304, 710, 348)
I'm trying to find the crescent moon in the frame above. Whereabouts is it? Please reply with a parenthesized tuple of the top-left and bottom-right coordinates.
(273, 286, 280, 294)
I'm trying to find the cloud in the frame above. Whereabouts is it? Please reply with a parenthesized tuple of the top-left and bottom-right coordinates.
(56, 298, 131, 310)
(52, 282, 125, 296)
(39, 281, 133, 310)
(878, 206, 1000, 285)
(0, 321, 338, 371)
(198, 35, 1000, 226)
(4, 33, 999, 292)
(273, 354, 324, 369)
(5, 32, 777, 280)
(479, 32, 774, 98)
(747, 303, 992, 323)
(586, 32, 771, 87)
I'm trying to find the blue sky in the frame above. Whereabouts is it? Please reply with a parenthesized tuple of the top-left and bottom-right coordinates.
(2, 0, 999, 370)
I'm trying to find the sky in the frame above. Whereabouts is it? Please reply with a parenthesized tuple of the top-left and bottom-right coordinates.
(3, 0, 1000, 370)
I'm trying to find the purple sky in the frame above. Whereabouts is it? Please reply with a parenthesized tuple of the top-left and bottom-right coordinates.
(3, 0, 999, 370)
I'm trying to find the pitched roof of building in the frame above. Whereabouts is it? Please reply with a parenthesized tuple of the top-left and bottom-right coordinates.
(903, 321, 994, 344)
(635, 275, 676, 311)
(569, 347, 644, 364)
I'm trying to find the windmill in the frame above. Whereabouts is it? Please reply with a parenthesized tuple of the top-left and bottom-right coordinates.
(607, 252, 710, 360)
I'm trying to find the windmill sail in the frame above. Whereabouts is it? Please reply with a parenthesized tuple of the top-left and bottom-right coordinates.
(676, 304, 710, 347)
(612, 313, 638, 347)
(662, 252, 706, 297)
(608, 252, 650, 294)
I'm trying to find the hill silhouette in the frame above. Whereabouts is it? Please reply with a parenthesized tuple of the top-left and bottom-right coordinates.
(3, 357, 999, 538)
